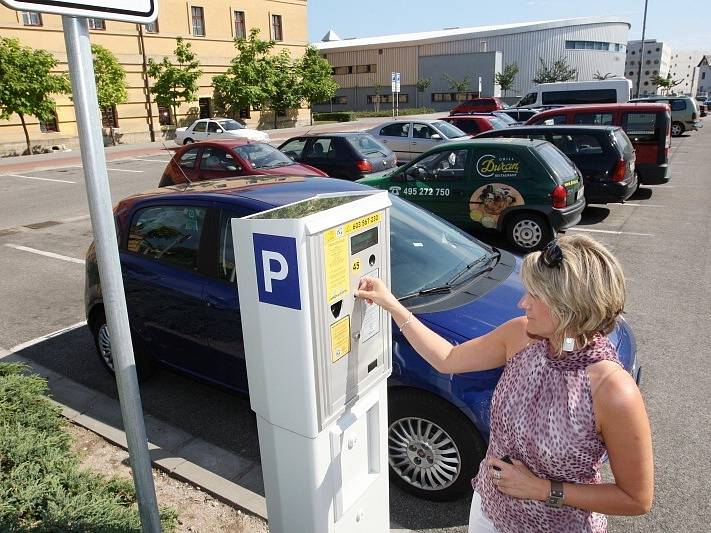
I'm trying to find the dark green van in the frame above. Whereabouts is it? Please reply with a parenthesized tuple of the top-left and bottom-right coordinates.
(358, 138, 585, 252)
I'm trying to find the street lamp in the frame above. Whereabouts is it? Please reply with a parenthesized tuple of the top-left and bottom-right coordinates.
(635, 0, 649, 98)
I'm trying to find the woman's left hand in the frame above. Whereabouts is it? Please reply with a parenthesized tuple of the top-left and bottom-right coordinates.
(488, 457, 550, 502)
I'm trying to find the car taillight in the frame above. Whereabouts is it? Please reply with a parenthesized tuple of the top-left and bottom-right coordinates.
(356, 159, 373, 173)
(552, 185, 567, 208)
(692, 111, 697, 120)
(611, 158, 626, 182)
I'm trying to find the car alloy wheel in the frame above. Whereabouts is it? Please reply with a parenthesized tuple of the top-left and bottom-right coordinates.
(506, 212, 552, 253)
(671, 122, 684, 137)
(97, 323, 115, 372)
(512, 219, 542, 249)
(389, 416, 461, 492)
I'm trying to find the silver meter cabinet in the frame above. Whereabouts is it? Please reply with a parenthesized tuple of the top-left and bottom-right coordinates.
(232, 191, 392, 533)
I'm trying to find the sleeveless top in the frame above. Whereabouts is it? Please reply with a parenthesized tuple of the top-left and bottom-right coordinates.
(474, 334, 621, 532)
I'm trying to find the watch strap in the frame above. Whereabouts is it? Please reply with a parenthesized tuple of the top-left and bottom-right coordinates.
(546, 481, 564, 508)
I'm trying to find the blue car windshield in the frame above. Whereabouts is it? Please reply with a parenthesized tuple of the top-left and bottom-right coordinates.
(389, 195, 490, 298)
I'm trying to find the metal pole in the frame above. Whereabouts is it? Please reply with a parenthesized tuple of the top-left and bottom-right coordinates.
(138, 25, 156, 143)
(635, 0, 649, 98)
(61, 16, 162, 533)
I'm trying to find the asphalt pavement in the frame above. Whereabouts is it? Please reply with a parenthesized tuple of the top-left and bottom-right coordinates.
(1, 118, 709, 532)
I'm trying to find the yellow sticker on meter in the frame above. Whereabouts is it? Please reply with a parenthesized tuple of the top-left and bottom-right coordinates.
(324, 225, 349, 305)
(330, 316, 351, 363)
(344, 212, 381, 234)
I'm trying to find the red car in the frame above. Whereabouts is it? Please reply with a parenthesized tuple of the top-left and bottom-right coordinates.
(159, 139, 326, 187)
(440, 114, 508, 135)
(450, 97, 508, 114)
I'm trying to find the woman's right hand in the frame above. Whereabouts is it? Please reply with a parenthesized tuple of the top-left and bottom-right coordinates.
(355, 276, 398, 312)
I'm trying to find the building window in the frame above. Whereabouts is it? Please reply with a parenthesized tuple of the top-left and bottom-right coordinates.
(157, 106, 172, 126)
(629, 71, 635, 76)
(191, 6, 205, 36)
(432, 92, 478, 102)
(631, 51, 636, 55)
(199, 97, 211, 119)
(144, 20, 159, 33)
(565, 40, 615, 51)
(356, 64, 377, 74)
(234, 10, 246, 39)
(271, 14, 283, 41)
(21, 11, 42, 26)
(39, 113, 59, 133)
(88, 18, 106, 30)
(321, 95, 348, 105)
(368, 94, 408, 104)
(703, 72, 706, 80)
(332, 66, 353, 75)
(239, 106, 251, 119)
(101, 106, 119, 128)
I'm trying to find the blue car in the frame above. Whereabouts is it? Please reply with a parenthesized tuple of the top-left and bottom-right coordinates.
(85, 175, 639, 501)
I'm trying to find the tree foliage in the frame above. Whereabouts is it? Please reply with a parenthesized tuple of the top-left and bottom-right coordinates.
(495, 63, 519, 96)
(415, 77, 432, 107)
(443, 73, 471, 100)
(92, 44, 127, 144)
(0, 38, 71, 154)
(298, 46, 338, 123)
(593, 71, 615, 80)
(651, 73, 682, 95)
(147, 37, 202, 125)
(532, 57, 578, 84)
(267, 50, 302, 128)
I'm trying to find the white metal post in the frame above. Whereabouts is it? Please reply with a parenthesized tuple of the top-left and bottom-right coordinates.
(62, 15, 161, 533)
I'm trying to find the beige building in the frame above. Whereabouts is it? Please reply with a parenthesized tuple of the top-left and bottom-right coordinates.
(625, 39, 672, 97)
(0, 0, 308, 154)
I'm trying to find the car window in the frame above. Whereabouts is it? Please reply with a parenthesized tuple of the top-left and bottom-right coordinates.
(388, 195, 489, 297)
(571, 134, 603, 155)
(127, 205, 206, 271)
(207, 122, 221, 133)
(612, 130, 632, 155)
(306, 138, 333, 158)
(535, 143, 577, 179)
(347, 135, 389, 157)
(178, 148, 200, 169)
(280, 138, 308, 159)
(218, 212, 238, 283)
(412, 123, 437, 139)
(193, 121, 207, 133)
(670, 100, 686, 111)
(200, 147, 239, 171)
(432, 120, 466, 139)
(379, 123, 409, 137)
(574, 113, 614, 126)
(233, 143, 293, 169)
(409, 149, 469, 180)
(542, 114, 566, 125)
(621, 112, 659, 142)
(218, 119, 244, 130)
(518, 92, 537, 107)
(487, 117, 509, 129)
(444, 119, 479, 135)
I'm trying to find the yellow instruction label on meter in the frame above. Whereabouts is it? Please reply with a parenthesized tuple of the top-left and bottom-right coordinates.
(324, 226, 349, 305)
(330, 316, 351, 363)
(344, 212, 380, 234)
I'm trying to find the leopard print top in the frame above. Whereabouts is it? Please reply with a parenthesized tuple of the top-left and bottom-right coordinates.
(474, 334, 621, 532)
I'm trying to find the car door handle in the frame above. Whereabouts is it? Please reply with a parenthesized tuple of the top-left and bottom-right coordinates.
(411, 141, 418, 145)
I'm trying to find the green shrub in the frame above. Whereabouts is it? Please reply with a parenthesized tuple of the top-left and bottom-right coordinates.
(0, 362, 178, 532)
(353, 107, 436, 118)
(312, 111, 356, 122)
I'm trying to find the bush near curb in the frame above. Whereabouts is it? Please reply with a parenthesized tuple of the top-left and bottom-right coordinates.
(0, 362, 178, 532)
(353, 107, 436, 118)
(312, 111, 356, 122)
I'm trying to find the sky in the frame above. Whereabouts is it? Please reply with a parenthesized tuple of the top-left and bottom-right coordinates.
(308, 0, 710, 51)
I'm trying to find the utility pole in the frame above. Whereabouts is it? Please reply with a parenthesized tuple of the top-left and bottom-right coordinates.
(138, 25, 156, 142)
(635, 0, 649, 98)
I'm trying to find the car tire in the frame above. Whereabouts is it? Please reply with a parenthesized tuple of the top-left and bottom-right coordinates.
(90, 309, 155, 381)
(671, 122, 684, 137)
(506, 212, 552, 253)
(183, 138, 194, 145)
(388, 388, 486, 502)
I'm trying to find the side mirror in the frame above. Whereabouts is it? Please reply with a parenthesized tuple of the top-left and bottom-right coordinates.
(430, 133, 442, 140)
(225, 165, 240, 172)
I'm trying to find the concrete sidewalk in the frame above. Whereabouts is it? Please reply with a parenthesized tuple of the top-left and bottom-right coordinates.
(0, 112, 444, 175)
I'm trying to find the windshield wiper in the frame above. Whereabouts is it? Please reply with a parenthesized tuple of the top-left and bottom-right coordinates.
(397, 285, 452, 303)
(446, 250, 501, 287)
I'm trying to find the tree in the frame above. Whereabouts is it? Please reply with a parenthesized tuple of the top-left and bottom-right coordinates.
(532, 57, 577, 84)
(415, 77, 432, 108)
(651, 73, 682, 95)
(297, 46, 338, 125)
(92, 44, 127, 145)
(266, 50, 302, 128)
(0, 38, 71, 154)
(212, 28, 276, 119)
(495, 63, 519, 97)
(593, 71, 615, 80)
(147, 37, 202, 126)
(443, 73, 471, 101)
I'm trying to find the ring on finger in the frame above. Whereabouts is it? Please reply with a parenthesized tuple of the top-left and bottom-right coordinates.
(492, 470, 501, 480)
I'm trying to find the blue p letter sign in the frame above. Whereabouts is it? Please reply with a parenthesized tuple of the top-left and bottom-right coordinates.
(253, 233, 301, 310)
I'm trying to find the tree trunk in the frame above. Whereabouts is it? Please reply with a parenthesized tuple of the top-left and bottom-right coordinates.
(309, 106, 313, 126)
(273, 110, 278, 130)
(172, 104, 177, 127)
(19, 113, 31, 155)
(109, 126, 117, 146)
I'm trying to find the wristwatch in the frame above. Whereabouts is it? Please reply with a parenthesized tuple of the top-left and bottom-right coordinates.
(545, 481, 564, 508)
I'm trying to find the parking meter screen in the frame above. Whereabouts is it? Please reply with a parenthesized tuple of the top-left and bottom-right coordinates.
(350, 227, 378, 254)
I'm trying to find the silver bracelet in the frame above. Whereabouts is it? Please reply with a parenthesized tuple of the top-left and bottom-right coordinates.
(399, 312, 415, 333)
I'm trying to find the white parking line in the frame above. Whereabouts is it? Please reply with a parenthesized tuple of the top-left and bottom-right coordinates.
(4, 244, 85, 264)
(644, 185, 674, 188)
(69, 165, 144, 173)
(2, 173, 76, 184)
(119, 157, 171, 163)
(569, 228, 654, 237)
(3, 321, 87, 356)
(618, 203, 665, 207)
(59, 214, 90, 223)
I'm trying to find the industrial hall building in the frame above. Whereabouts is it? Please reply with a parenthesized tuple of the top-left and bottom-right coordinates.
(0, 0, 308, 154)
(313, 17, 631, 113)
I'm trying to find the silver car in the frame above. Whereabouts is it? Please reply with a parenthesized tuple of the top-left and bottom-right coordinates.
(174, 118, 270, 145)
(365, 119, 469, 162)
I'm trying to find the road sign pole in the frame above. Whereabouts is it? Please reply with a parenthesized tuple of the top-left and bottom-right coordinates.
(61, 15, 162, 533)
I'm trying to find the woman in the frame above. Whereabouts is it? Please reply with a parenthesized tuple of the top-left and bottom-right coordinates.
(355, 235, 653, 532)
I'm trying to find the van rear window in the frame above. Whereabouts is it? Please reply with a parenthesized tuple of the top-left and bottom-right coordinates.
(542, 89, 617, 105)
(621, 112, 660, 142)
(536, 143, 577, 179)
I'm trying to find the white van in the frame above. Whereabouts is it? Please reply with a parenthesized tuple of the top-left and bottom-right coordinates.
(515, 79, 632, 108)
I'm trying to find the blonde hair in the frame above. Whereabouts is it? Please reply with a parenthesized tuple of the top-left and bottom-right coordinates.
(521, 234, 625, 352)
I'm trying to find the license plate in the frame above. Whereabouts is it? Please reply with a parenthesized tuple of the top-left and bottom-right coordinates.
(576, 186, 584, 201)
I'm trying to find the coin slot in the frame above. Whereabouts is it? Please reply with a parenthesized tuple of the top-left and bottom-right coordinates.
(331, 299, 343, 318)
(367, 359, 377, 373)
(369, 254, 376, 266)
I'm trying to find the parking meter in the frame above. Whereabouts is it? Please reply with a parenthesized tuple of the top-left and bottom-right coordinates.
(232, 191, 392, 533)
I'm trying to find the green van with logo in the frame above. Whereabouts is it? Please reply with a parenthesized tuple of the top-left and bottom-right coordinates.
(358, 138, 586, 252)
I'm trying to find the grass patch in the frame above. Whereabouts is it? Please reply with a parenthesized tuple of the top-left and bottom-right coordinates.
(352, 107, 436, 118)
(0, 362, 178, 532)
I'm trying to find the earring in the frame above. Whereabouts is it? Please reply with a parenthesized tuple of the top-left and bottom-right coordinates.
(562, 337, 576, 351)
